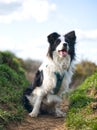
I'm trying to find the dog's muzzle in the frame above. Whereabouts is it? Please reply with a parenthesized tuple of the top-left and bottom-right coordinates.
(58, 43, 68, 57)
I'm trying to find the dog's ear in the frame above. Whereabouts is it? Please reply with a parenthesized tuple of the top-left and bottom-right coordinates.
(65, 31, 76, 43)
(47, 32, 60, 45)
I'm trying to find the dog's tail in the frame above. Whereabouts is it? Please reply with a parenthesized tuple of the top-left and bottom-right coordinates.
(22, 85, 33, 113)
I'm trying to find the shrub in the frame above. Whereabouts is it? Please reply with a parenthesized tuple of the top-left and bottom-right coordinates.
(22, 59, 41, 82)
(0, 51, 24, 72)
(23, 58, 41, 73)
(71, 60, 97, 88)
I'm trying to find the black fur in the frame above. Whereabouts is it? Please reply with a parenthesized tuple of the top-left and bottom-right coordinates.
(22, 92, 32, 113)
(47, 32, 60, 45)
(47, 31, 76, 61)
(65, 31, 76, 61)
(47, 32, 60, 58)
(33, 70, 44, 88)
(22, 70, 44, 112)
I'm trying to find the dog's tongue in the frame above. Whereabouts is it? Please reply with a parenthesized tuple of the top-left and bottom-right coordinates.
(59, 50, 67, 57)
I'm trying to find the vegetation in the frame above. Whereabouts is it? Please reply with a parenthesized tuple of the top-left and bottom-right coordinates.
(66, 71, 97, 130)
(71, 60, 97, 88)
(0, 51, 29, 130)
(23, 59, 41, 82)
(0, 50, 97, 130)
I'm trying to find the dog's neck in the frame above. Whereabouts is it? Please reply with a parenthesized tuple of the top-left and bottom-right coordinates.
(50, 52, 71, 71)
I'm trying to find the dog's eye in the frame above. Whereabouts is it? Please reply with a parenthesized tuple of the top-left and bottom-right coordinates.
(55, 39, 61, 45)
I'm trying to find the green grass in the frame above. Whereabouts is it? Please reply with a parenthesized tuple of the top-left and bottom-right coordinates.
(66, 72, 97, 130)
(1, 51, 97, 130)
(0, 51, 29, 130)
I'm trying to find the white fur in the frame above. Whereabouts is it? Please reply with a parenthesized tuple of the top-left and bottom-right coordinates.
(56, 35, 69, 51)
(26, 35, 75, 117)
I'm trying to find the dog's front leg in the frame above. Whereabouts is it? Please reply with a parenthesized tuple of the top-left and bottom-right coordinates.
(29, 88, 44, 117)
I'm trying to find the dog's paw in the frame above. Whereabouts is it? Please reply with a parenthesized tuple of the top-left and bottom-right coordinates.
(55, 108, 66, 118)
(29, 111, 38, 117)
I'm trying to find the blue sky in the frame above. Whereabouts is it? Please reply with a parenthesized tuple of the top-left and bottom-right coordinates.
(0, 0, 97, 64)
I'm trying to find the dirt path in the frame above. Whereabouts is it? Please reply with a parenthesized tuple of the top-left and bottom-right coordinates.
(8, 115, 67, 130)
(7, 99, 69, 130)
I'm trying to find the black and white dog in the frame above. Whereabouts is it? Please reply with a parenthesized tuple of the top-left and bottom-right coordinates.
(23, 31, 76, 117)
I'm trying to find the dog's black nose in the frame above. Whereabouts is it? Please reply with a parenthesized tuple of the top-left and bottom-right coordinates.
(63, 43, 67, 47)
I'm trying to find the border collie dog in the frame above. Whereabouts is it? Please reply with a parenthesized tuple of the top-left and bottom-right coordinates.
(23, 31, 76, 117)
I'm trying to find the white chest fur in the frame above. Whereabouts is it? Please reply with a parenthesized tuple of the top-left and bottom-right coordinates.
(39, 55, 73, 95)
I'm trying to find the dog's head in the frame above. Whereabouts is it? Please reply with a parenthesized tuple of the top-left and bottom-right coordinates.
(47, 31, 76, 62)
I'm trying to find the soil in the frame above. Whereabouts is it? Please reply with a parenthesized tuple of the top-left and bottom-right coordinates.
(7, 115, 67, 130)
(7, 99, 69, 130)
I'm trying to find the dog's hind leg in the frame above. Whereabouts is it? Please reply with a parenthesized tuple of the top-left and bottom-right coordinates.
(22, 95, 33, 113)
(45, 94, 66, 117)
(22, 86, 33, 113)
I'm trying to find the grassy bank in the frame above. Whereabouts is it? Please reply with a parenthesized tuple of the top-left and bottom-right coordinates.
(0, 51, 97, 130)
(0, 51, 29, 130)
(66, 72, 97, 130)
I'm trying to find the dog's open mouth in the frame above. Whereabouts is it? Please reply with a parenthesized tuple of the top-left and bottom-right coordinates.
(58, 49, 68, 57)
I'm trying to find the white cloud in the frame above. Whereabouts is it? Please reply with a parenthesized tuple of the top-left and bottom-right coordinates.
(75, 29, 97, 64)
(0, 0, 56, 23)
(0, 35, 48, 60)
(75, 29, 97, 41)
(15, 36, 49, 60)
(0, 29, 97, 64)
(0, 0, 18, 3)
(0, 36, 16, 50)
(76, 46, 97, 64)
